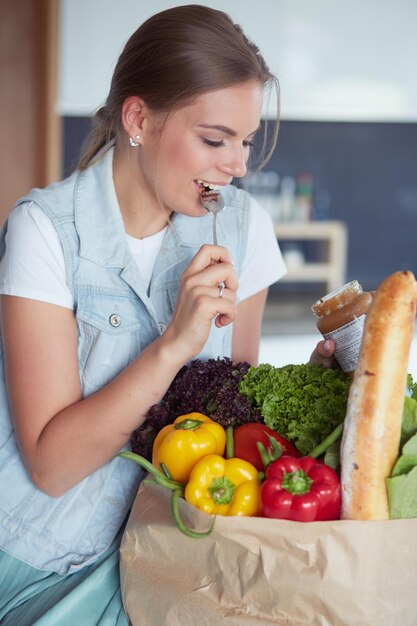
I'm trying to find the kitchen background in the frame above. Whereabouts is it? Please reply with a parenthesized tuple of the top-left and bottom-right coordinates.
(2, 0, 417, 371)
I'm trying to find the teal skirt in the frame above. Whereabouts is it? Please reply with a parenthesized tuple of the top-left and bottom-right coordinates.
(0, 527, 128, 626)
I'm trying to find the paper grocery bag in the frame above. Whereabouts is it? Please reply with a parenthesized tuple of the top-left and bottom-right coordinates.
(120, 481, 417, 626)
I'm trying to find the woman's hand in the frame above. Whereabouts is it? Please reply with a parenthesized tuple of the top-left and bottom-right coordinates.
(162, 244, 238, 362)
(309, 338, 337, 369)
(0, 246, 236, 496)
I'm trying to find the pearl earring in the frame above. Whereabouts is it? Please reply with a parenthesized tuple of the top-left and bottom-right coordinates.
(129, 134, 141, 147)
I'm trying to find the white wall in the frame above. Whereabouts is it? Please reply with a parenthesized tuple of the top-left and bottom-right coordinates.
(58, 0, 417, 122)
(259, 333, 417, 381)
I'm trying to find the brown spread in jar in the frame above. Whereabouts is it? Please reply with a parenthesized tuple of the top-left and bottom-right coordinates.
(311, 280, 373, 373)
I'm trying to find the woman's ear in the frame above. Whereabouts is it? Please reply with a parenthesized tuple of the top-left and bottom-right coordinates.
(121, 96, 147, 142)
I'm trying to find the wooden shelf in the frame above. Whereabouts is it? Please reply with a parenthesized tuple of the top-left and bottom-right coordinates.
(274, 220, 348, 292)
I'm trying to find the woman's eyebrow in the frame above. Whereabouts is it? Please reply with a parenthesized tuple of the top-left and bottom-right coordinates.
(197, 123, 260, 137)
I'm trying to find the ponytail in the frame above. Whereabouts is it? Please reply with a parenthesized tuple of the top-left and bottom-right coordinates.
(77, 106, 117, 170)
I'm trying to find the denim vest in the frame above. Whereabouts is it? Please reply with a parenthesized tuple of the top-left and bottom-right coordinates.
(0, 147, 250, 574)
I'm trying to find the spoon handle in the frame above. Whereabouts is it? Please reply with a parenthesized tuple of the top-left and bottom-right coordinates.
(212, 212, 218, 246)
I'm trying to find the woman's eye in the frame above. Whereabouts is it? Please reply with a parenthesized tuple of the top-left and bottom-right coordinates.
(201, 137, 254, 148)
(202, 138, 225, 148)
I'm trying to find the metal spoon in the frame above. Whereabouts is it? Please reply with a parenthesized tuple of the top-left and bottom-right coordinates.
(201, 191, 225, 245)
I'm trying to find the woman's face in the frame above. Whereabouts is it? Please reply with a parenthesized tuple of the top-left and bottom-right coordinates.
(141, 80, 264, 216)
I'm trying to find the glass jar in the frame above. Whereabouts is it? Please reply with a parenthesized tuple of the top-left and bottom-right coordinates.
(311, 280, 373, 373)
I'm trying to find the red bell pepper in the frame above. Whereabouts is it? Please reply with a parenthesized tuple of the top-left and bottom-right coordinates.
(233, 422, 300, 471)
(260, 455, 341, 522)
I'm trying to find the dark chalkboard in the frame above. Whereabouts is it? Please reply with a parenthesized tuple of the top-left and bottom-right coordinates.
(268, 120, 417, 290)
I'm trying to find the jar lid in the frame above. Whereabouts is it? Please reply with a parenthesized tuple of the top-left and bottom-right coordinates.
(311, 280, 363, 318)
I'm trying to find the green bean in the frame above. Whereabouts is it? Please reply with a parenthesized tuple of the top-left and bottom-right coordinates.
(116, 451, 182, 491)
(170, 488, 215, 539)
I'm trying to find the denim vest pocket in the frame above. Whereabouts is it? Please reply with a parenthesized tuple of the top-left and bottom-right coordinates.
(76, 290, 142, 394)
(163, 279, 181, 318)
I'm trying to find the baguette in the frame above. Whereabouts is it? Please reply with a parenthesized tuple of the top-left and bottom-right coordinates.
(340, 270, 417, 520)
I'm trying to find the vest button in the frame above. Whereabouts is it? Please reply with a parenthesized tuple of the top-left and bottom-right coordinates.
(109, 313, 122, 327)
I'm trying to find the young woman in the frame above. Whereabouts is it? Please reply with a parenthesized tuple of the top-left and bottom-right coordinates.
(0, 5, 332, 624)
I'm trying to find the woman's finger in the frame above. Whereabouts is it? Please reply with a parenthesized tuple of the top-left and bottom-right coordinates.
(182, 259, 238, 293)
(187, 283, 236, 306)
(309, 339, 338, 369)
(182, 244, 234, 277)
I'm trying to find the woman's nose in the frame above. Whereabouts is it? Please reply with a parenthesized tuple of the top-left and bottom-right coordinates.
(219, 146, 247, 179)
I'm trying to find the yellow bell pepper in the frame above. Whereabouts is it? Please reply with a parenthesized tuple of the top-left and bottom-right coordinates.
(184, 454, 261, 516)
(152, 412, 226, 484)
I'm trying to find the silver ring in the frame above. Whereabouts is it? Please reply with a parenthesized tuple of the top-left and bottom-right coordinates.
(218, 283, 225, 298)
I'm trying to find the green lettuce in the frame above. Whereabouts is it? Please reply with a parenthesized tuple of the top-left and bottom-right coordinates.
(387, 375, 417, 518)
(238, 363, 351, 455)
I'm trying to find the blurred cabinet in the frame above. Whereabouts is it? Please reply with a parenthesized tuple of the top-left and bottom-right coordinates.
(0, 0, 61, 224)
(275, 221, 348, 292)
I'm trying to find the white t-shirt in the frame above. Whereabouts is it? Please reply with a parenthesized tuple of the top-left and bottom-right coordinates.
(0, 200, 286, 308)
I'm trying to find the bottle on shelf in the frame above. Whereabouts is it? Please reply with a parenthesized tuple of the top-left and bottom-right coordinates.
(244, 170, 280, 222)
(278, 176, 296, 222)
(295, 172, 313, 222)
